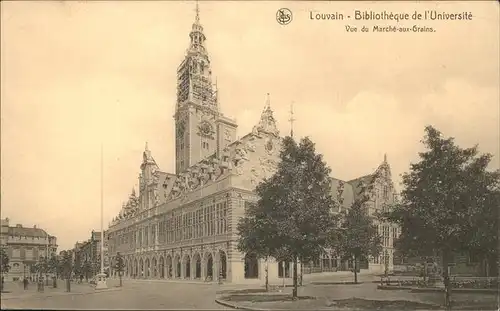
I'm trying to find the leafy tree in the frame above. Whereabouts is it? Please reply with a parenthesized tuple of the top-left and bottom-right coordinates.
(30, 263, 38, 276)
(114, 252, 125, 287)
(466, 187, 499, 276)
(0, 248, 9, 274)
(93, 254, 102, 276)
(237, 202, 282, 291)
(73, 255, 82, 280)
(82, 260, 92, 281)
(38, 256, 49, 279)
(48, 254, 59, 277)
(383, 126, 500, 309)
(336, 179, 382, 284)
(0, 248, 9, 292)
(241, 136, 337, 298)
(60, 251, 73, 292)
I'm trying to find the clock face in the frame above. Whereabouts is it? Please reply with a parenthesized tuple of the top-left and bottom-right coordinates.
(199, 121, 212, 135)
(265, 140, 274, 152)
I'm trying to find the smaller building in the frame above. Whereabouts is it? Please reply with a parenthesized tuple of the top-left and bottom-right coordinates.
(0, 218, 58, 281)
(73, 230, 109, 278)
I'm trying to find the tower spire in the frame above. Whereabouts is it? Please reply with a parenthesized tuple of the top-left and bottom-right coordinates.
(265, 93, 271, 109)
(195, 0, 200, 23)
(289, 102, 296, 138)
(254, 93, 279, 137)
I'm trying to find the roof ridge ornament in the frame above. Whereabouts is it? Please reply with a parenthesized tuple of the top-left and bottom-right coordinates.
(253, 93, 280, 137)
(195, 0, 200, 24)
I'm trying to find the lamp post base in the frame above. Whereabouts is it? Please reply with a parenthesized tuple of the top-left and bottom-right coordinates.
(95, 273, 108, 290)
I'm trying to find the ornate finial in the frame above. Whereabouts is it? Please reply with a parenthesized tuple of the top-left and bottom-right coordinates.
(255, 93, 279, 137)
(289, 102, 296, 138)
(145, 141, 149, 151)
(195, 0, 200, 23)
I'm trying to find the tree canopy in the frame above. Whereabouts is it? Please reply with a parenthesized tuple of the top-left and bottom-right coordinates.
(0, 248, 10, 274)
(383, 125, 500, 308)
(60, 251, 73, 279)
(385, 126, 499, 257)
(336, 178, 382, 283)
(114, 252, 125, 274)
(238, 136, 338, 297)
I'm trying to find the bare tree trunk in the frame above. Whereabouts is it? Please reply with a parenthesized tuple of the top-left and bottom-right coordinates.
(484, 257, 490, 277)
(442, 250, 452, 310)
(353, 255, 358, 284)
(299, 261, 303, 287)
(264, 259, 269, 292)
(119, 271, 122, 287)
(292, 258, 298, 299)
(422, 257, 427, 283)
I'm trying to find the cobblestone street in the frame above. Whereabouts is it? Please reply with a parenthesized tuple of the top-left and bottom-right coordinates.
(1, 279, 228, 309)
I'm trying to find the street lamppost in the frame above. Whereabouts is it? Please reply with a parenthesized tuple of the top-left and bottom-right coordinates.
(95, 144, 108, 290)
(45, 231, 50, 286)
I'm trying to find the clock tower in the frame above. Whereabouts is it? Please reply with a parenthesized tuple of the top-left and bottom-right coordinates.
(174, 2, 237, 174)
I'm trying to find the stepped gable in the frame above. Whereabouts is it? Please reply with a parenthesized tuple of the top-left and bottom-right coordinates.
(226, 95, 282, 191)
(343, 154, 393, 204)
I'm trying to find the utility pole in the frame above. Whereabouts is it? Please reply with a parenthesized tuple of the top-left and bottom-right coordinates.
(95, 143, 108, 290)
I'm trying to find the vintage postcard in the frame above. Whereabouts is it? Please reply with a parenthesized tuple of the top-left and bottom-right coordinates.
(1, 1, 498, 310)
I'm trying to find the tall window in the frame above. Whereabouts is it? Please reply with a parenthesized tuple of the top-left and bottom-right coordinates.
(383, 185, 389, 200)
(210, 205, 216, 236)
(204, 207, 208, 236)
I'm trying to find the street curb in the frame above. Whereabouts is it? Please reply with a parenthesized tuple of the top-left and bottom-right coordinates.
(215, 298, 268, 311)
(1, 287, 122, 301)
(122, 278, 218, 285)
(311, 281, 364, 285)
(215, 297, 446, 311)
(377, 285, 498, 294)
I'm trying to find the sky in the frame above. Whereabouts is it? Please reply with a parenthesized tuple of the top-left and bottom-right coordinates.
(1, 1, 498, 251)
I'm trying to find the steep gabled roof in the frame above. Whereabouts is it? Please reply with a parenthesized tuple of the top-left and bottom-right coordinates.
(329, 177, 355, 210)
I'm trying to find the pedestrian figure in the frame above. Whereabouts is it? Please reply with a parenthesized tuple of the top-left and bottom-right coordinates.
(79, 274, 83, 284)
(23, 277, 28, 290)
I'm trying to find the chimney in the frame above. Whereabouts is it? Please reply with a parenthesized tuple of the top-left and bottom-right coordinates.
(34, 225, 37, 229)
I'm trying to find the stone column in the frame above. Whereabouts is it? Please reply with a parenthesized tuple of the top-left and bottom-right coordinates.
(155, 224, 159, 245)
(191, 258, 195, 280)
(180, 257, 185, 279)
(214, 255, 219, 283)
(201, 258, 206, 280)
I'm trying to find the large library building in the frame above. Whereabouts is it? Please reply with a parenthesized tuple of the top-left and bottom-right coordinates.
(106, 5, 398, 284)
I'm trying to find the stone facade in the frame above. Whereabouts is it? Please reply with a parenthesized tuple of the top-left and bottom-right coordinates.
(106, 4, 399, 284)
(0, 218, 58, 281)
(73, 230, 109, 277)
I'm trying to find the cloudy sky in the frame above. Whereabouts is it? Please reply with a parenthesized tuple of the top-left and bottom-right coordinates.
(1, 1, 498, 251)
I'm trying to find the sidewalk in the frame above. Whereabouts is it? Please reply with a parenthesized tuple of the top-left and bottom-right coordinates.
(214, 282, 497, 311)
(120, 277, 264, 292)
(1, 280, 121, 300)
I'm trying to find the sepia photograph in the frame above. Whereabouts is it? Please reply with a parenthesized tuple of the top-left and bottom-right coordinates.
(1, 0, 499, 310)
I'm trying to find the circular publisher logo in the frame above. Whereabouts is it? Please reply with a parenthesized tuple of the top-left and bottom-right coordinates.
(276, 8, 293, 25)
